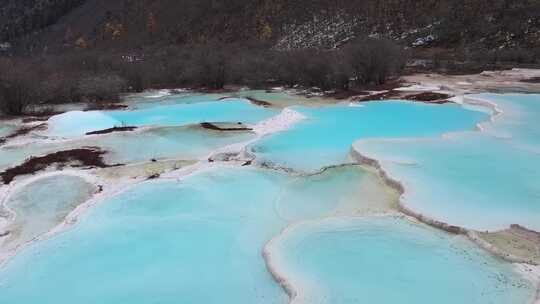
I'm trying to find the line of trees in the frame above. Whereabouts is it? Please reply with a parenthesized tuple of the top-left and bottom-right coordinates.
(0, 38, 406, 115)
(0, 59, 39, 115)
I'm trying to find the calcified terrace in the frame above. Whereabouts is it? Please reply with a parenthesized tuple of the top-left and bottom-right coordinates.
(0, 72, 538, 304)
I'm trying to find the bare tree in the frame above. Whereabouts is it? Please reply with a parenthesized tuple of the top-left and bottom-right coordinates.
(77, 74, 127, 102)
(343, 39, 405, 86)
(0, 59, 40, 115)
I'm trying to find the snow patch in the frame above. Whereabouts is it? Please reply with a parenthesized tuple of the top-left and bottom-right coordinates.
(145, 89, 173, 98)
(252, 108, 306, 136)
(412, 34, 436, 47)
(396, 84, 441, 92)
(275, 12, 358, 50)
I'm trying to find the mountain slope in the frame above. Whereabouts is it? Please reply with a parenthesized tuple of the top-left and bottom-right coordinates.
(1, 0, 538, 53)
(0, 0, 84, 42)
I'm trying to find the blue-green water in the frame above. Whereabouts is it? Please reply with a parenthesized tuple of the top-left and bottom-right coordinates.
(355, 94, 540, 231)
(476, 94, 540, 148)
(92, 126, 255, 164)
(0, 166, 389, 304)
(47, 99, 277, 138)
(251, 101, 487, 172)
(268, 217, 534, 304)
(0, 92, 537, 304)
(0, 166, 534, 304)
(1, 174, 96, 252)
(124, 89, 339, 110)
(232, 90, 340, 107)
(0, 143, 60, 171)
(124, 91, 229, 109)
(0, 126, 254, 170)
(0, 124, 14, 138)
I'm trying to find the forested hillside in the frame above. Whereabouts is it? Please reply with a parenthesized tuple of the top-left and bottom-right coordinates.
(1, 0, 539, 115)
(0, 0, 84, 42)
(2, 0, 539, 53)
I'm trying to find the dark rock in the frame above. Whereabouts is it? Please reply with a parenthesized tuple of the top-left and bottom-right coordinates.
(0, 123, 47, 145)
(86, 126, 137, 136)
(403, 92, 453, 103)
(520, 77, 540, 83)
(200, 122, 252, 132)
(85, 104, 128, 111)
(147, 173, 160, 179)
(245, 97, 272, 107)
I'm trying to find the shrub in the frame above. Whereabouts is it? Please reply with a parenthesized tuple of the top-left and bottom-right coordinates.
(0, 60, 40, 115)
(343, 38, 406, 86)
(184, 42, 232, 89)
(494, 48, 536, 64)
(0, 37, 406, 114)
(41, 72, 80, 104)
(231, 49, 277, 87)
(299, 50, 333, 90)
(77, 74, 127, 102)
(330, 52, 354, 90)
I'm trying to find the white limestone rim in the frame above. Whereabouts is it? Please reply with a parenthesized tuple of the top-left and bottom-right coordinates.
(204, 108, 307, 163)
(3, 86, 536, 300)
(350, 92, 512, 227)
(0, 169, 104, 264)
(0, 170, 101, 231)
(514, 264, 540, 304)
(4, 99, 303, 149)
(395, 84, 442, 92)
(348, 93, 540, 301)
(0, 106, 307, 266)
(0, 162, 206, 266)
(263, 213, 400, 303)
(3, 121, 258, 151)
(264, 212, 540, 304)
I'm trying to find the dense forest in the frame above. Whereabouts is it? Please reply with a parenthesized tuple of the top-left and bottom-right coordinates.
(0, 0, 539, 115)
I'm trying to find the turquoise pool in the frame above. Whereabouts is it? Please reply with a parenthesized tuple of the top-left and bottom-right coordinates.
(1, 174, 96, 253)
(47, 99, 277, 138)
(0, 166, 391, 303)
(355, 94, 540, 231)
(251, 101, 487, 172)
(0, 91, 537, 304)
(268, 217, 535, 304)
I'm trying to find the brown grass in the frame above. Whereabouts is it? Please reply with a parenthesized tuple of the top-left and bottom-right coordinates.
(403, 92, 453, 103)
(0, 148, 112, 184)
(355, 90, 401, 101)
(355, 90, 453, 104)
(0, 123, 47, 145)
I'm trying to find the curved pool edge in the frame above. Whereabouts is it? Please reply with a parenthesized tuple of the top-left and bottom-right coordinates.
(350, 140, 540, 264)
(0, 106, 309, 268)
(347, 94, 540, 302)
(263, 214, 540, 304)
